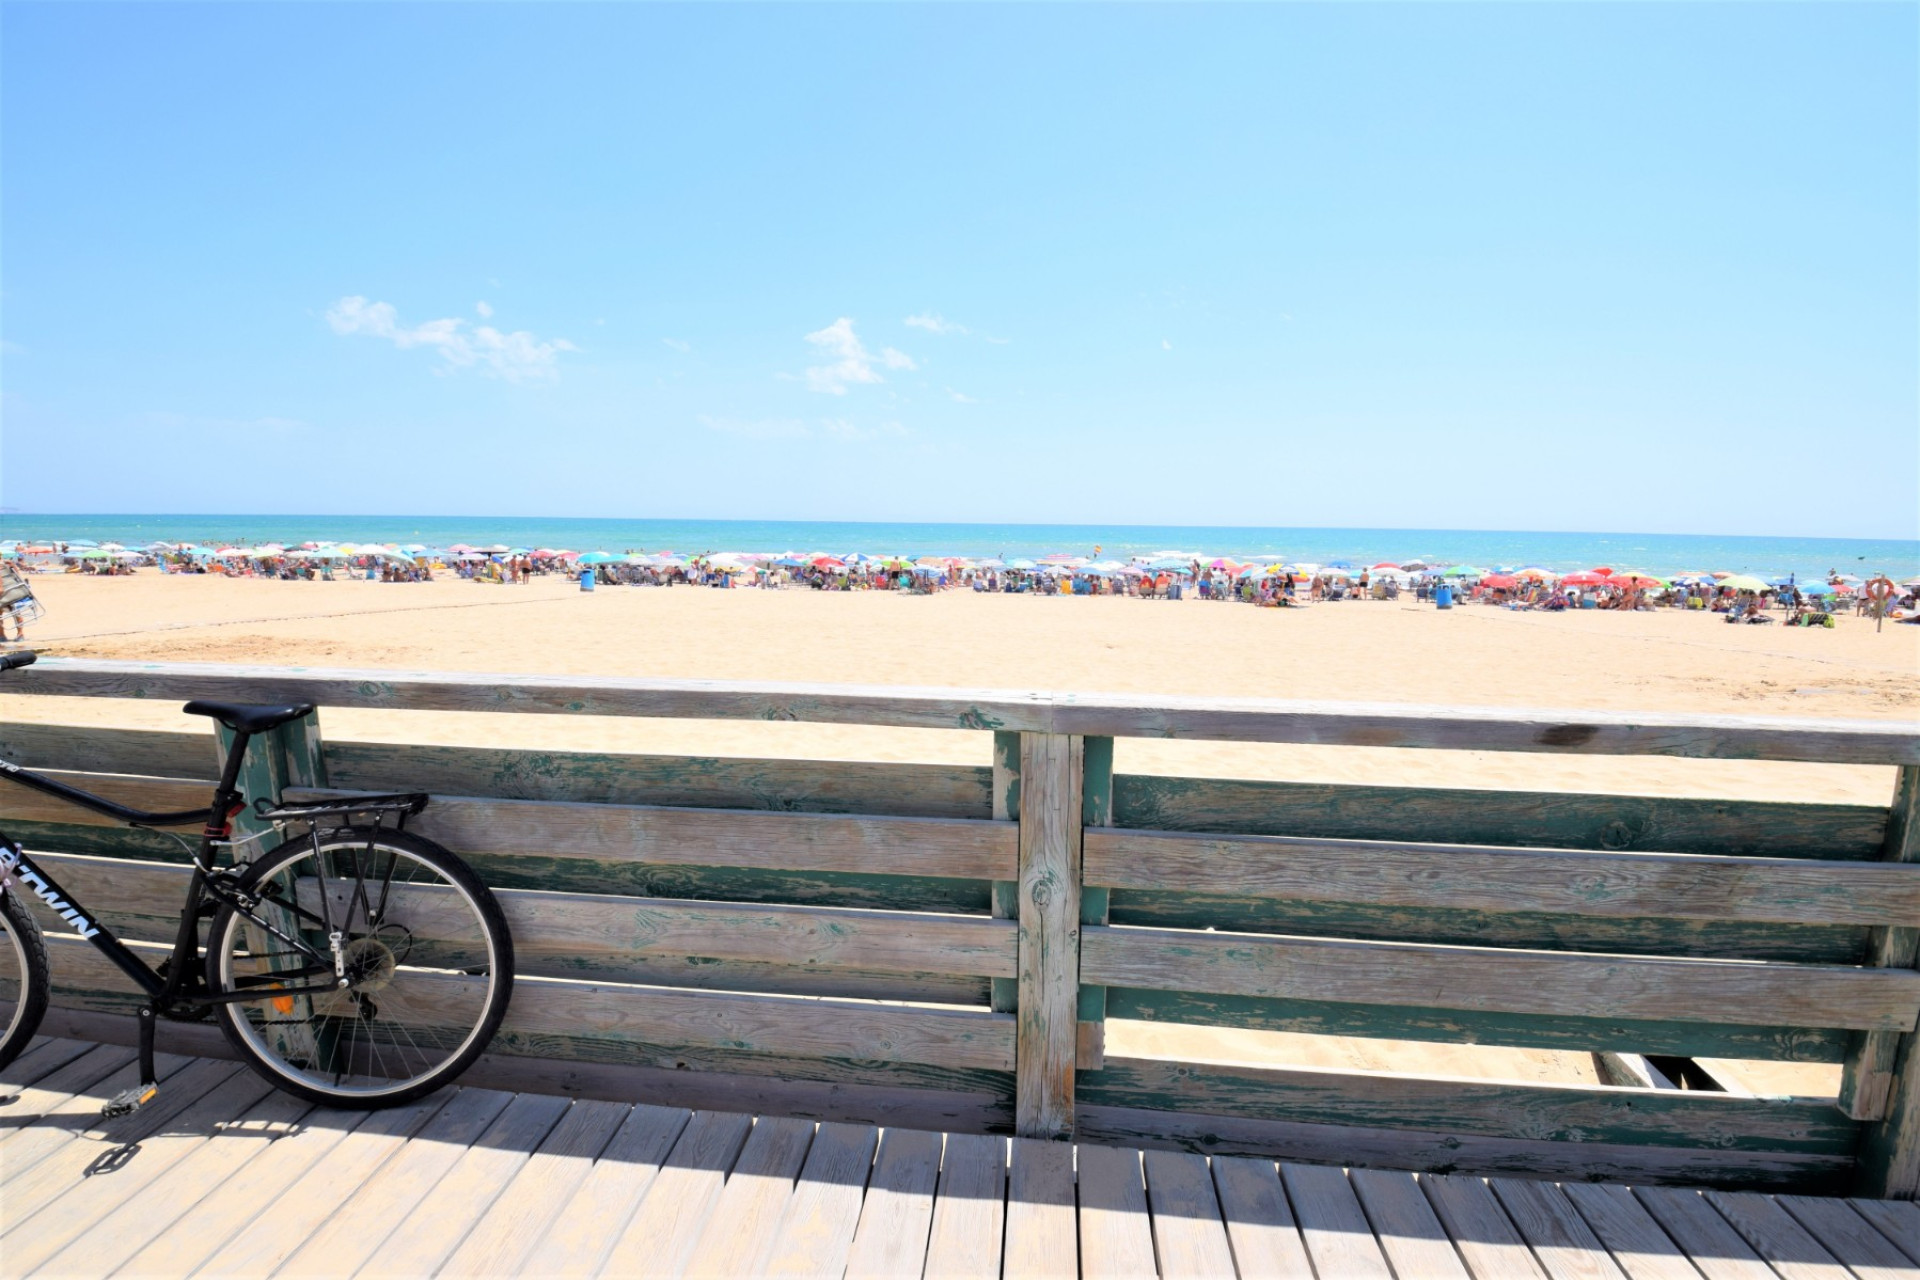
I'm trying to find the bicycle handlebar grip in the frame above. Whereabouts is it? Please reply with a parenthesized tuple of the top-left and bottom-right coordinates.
(0, 651, 38, 671)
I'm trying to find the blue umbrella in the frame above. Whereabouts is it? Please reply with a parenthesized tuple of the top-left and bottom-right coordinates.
(1800, 581, 1834, 595)
(576, 551, 618, 564)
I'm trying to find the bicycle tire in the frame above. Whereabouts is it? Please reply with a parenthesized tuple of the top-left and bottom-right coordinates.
(205, 826, 513, 1107)
(0, 883, 51, 1071)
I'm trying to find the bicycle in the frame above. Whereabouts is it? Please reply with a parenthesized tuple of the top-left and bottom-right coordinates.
(0, 650, 514, 1116)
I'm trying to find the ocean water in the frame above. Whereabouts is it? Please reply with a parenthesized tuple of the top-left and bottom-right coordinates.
(3, 514, 1915, 581)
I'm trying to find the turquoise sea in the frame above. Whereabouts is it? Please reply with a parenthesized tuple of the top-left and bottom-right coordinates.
(3, 515, 1915, 582)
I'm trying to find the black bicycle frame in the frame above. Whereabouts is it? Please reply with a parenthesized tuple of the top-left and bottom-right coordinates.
(0, 730, 341, 1009)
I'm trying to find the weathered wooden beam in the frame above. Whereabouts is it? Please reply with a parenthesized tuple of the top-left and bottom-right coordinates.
(1082, 925, 1920, 1032)
(990, 730, 1021, 1015)
(1016, 732, 1081, 1139)
(1087, 828, 1920, 928)
(1593, 1052, 1679, 1091)
(285, 788, 1017, 882)
(0, 720, 214, 781)
(1851, 766, 1920, 1196)
(15, 658, 1919, 763)
(1078, 736, 1113, 1073)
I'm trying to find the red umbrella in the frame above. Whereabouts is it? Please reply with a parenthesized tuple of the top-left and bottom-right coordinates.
(1481, 574, 1519, 589)
(1371, 562, 1401, 570)
(811, 556, 845, 567)
(1590, 567, 1615, 576)
(1562, 571, 1607, 587)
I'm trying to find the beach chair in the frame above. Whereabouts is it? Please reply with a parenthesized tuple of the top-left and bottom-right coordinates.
(0, 562, 43, 635)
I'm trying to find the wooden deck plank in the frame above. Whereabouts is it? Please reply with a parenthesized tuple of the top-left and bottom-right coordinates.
(0, 1056, 240, 1230)
(1489, 1178, 1629, 1280)
(272, 1088, 515, 1279)
(596, 1108, 754, 1279)
(356, 1090, 574, 1279)
(1211, 1155, 1314, 1280)
(1348, 1166, 1473, 1280)
(110, 1106, 387, 1280)
(1851, 1200, 1920, 1265)
(522, 1103, 691, 1279)
(1558, 1184, 1704, 1280)
(1002, 1136, 1078, 1280)
(843, 1127, 944, 1280)
(762, 1122, 879, 1278)
(0, 1046, 180, 1155)
(1279, 1163, 1395, 1280)
(0, 1042, 134, 1141)
(4, 1075, 291, 1276)
(1143, 1148, 1236, 1280)
(923, 1131, 1008, 1280)
(1630, 1189, 1776, 1280)
(1078, 1143, 1158, 1280)
(1699, 1191, 1849, 1280)
(1775, 1196, 1920, 1280)
(1420, 1174, 1550, 1280)
(680, 1115, 818, 1279)
(0, 1037, 95, 1092)
(437, 1098, 635, 1278)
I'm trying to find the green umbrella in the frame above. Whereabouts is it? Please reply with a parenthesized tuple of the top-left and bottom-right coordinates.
(1440, 565, 1481, 577)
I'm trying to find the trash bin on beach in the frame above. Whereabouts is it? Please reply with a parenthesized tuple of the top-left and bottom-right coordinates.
(579, 569, 595, 592)
(1435, 584, 1454, 609)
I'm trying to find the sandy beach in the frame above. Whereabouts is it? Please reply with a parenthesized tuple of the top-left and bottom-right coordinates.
(9, 572, 1916, 1092)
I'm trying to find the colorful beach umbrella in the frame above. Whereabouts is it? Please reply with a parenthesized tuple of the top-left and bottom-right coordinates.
(1719, 574, 1770, 592)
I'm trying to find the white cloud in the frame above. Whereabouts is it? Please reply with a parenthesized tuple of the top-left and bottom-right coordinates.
(702, 414, 907, 443)
(905, 312, 969, 336)
(800, 318, 915, 395)
(475, 301, 494, 318)
(946, 387, 977, 404)
(1162, 339, 1173, 350)
(326, 296, 576, 382)
(662, 338, 692, 353)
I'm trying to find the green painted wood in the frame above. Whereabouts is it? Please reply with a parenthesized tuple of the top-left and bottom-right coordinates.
(1076, 1056, 1859, 1153)
(1102, 987, 1855, 1062)
(6, 819, 198, 863)
(1081, 735, 1113, 1042)
(1108, 890, 1866, 963)
(0, 720, 214, 780)
(991, 729, 1021, 1014)
(325, 740, 992, 819)
(1113, 774, 1888, 859)
(457, 853, 991, 914)
(1851, 764, 1920, 1196)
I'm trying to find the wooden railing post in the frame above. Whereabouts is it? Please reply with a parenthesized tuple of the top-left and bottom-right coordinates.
(1015, 731, 1082, 1140)
(1078, 736, 1113, 1071)
(1851, 764, 1920, 1197)
(991, 730, 1022, 1015)
(212, 710, 329, 852)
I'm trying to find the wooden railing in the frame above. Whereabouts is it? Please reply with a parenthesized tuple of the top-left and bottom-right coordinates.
(5, 658, 1919, 1196)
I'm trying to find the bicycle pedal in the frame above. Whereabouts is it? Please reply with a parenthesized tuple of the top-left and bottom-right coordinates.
(101, 1083, 158, 1119)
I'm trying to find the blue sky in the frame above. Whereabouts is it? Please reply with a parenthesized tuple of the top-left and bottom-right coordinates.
(3, 3, 1914, 538)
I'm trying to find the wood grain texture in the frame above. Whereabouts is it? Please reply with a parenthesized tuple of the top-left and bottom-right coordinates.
(0, 767, 207, 828)
(1073, 1104, 1849, 1192)
(1077, 1055, 1855, 1153)
(289, 786, 1017, 881)
(1112, 773, 1888, 860)
(1630, 1188, 1777, 1280)
(680, 1115, 818, 1279)
(1850, 1199, 1920, 1265)
(1083, 925, 1920, 1032)
(1078, 1142, 1159, 1280)
(1003, 1136, 1078, 1280)
(1557, 1183, 1705, 1280)
(598, 1108, 754, 1280)
(1016, 732, 1082, 1139)
(1701, 1191, 1851, 1280)
(19, 657, 1918, 762)
(762, 1121, 880, 1279)
(1142, 1148, 1237, 1280)
(1489, 1178, 1629, 1280)
(1102, 986, 1854, 1063)
(329, 738, 993, 818)
(1348, 1166, 1473, 1280)
(1087, 827, 1920, 928)
(843, 1127, 944, 1280)
(1420, 1173, 1550, 1280)
(523, 1103, 692, 1278)
(1210, 1156, 1314, 1280)
(1278, 1162, 1394, 1280)
(922, 1131, 1007, 1280)
(0, 720, 213, 780)
(1844, 766, 1920, 1165)
(1773, 1195, 1920, 1280)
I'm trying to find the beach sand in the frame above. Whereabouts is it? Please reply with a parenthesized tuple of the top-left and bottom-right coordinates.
(9, 572, 1917, 1091)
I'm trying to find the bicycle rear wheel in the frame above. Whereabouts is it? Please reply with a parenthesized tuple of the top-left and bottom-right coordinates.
(206, 826, 513, 1106)
(0, 883, 51, 1071)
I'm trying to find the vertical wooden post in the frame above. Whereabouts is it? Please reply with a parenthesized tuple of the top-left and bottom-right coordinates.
(990, 730, 1021, 1015)
(1015, 732, 1082, 1140)
(1850, 765, 1920, 1197)
(1077, 736, 1113, 1071)
(212, 710, 329, 853)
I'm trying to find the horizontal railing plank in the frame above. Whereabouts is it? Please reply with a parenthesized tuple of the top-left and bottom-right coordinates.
(1113, 774, 1889, 859)
(0, 721, 214, 781)
(1072, 1105, 1850, 1192)
(1077, 1056, 1854, 1152)
(1087, 829, 1920, 928)
(1082, 925, 1920, 1031)
(0, 770, 207, 828)
(327, 741, 993, 819)
(16, 658, 1920, 763)
(1103, 987, 1853, 1061)
(41, 932, 1016, 1070)
(288, 788, 1017, 882)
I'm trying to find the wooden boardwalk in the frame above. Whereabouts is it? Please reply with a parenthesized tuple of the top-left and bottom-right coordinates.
(5, 1038, 1920, 1279)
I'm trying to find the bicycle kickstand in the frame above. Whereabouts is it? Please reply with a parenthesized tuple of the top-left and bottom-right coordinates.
(102, 1005, 160, 1118)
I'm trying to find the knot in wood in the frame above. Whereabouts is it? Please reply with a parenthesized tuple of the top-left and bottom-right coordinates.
(1030, 879, 1054, 908)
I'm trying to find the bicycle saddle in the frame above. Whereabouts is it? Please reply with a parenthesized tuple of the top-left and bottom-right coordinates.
(181, 700, 315, 735)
